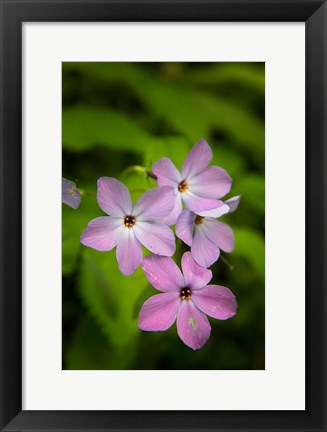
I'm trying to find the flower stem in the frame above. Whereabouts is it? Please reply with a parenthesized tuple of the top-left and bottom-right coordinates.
(120, 165, 146, 179)
(220, 255, 234, 271)
(78, 189, 95, 196)
(120, 165, 157, 181)
(145, 170, 157, 180)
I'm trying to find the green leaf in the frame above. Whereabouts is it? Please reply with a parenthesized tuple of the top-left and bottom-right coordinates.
(143, 135, 191, 171)
(234, 174, 265, 214)
(62, 205, 83, 276)
(122, 172, 151, 203)
(65, 316, 138, 370)
(63, 62, 138, 86)
(63, 105, 153, 153)
(182, 63, 265, 93)
(211, 142, 246, 179)
(62, 104, 192, 173)
(233, 227, 265, 281)
(63, 64, 264, 166)
(78, 248, 148, 350)
(121, 74, 264, 165)
(62, 194, 99, 276)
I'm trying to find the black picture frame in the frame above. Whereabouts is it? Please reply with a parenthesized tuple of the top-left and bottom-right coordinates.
(0, 0, 326, 431)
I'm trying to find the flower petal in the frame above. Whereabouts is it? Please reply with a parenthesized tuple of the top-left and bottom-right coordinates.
(161, 193, 183, 226)
(192, 285, 237, 320)
(188, 166, 232, 199)
(203, 219, 235, 253)
(80, 216, 124, 251)
(182, 191, 226, 213)
(133, 186, 175, 223)
(181, 251, 212, 290)
(134, 222, 175, 256)
(191, 227, 220, 268)
(177, 300, 211, 350)
(141, 255, 184, 292)
(152, 157, 182, 187)
(225, 195, 241, 213)
(176, 210, 195, 247)
(97, 177, 132, 217)
(196, 204, 230, 218)
(138, 292, 180, 331)
(182, 138, 213, 178)
(116, 228, 142, 276)
(62, 178, 81, 209)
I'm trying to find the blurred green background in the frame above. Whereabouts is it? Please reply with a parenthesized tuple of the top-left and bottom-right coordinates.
(62, 62, 265, 370)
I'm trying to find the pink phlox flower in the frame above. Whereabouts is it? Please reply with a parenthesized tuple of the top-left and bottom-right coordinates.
(152, 138, 232, 225)
(138, 252, 237, 350)
(176, 195, 241, 268)
(81, 177, 176, 276)
(62, 178, 81, 209)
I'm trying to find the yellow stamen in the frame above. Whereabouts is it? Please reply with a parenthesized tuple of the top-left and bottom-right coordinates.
(124, 215, 136, 228)
(67, 187, 76, 195)
(181, 287, 191, 300)
(195, 215, 204, 225)
(178, 180, 188, 193)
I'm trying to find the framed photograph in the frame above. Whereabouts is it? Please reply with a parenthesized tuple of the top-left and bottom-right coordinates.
(0, 1, 326, 431)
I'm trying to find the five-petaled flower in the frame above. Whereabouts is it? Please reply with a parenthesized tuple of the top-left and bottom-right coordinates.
(62, 178, 81, 209)
(81, 177, 176, 276)
(152, 139, 232, 225)
(176, 196, 241, 268)
(138, 252, 237, 350)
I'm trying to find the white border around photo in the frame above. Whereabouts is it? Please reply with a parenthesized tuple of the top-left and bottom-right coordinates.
(22, 22, 305, 410)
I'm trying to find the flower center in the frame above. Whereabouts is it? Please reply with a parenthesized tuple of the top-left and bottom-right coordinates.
(195, 215, 204, 225)
(178, 180, 188, 193)
(181, 287, 191, 300)
(124, 215, 136, 228)
(67, 187, 76, 195)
